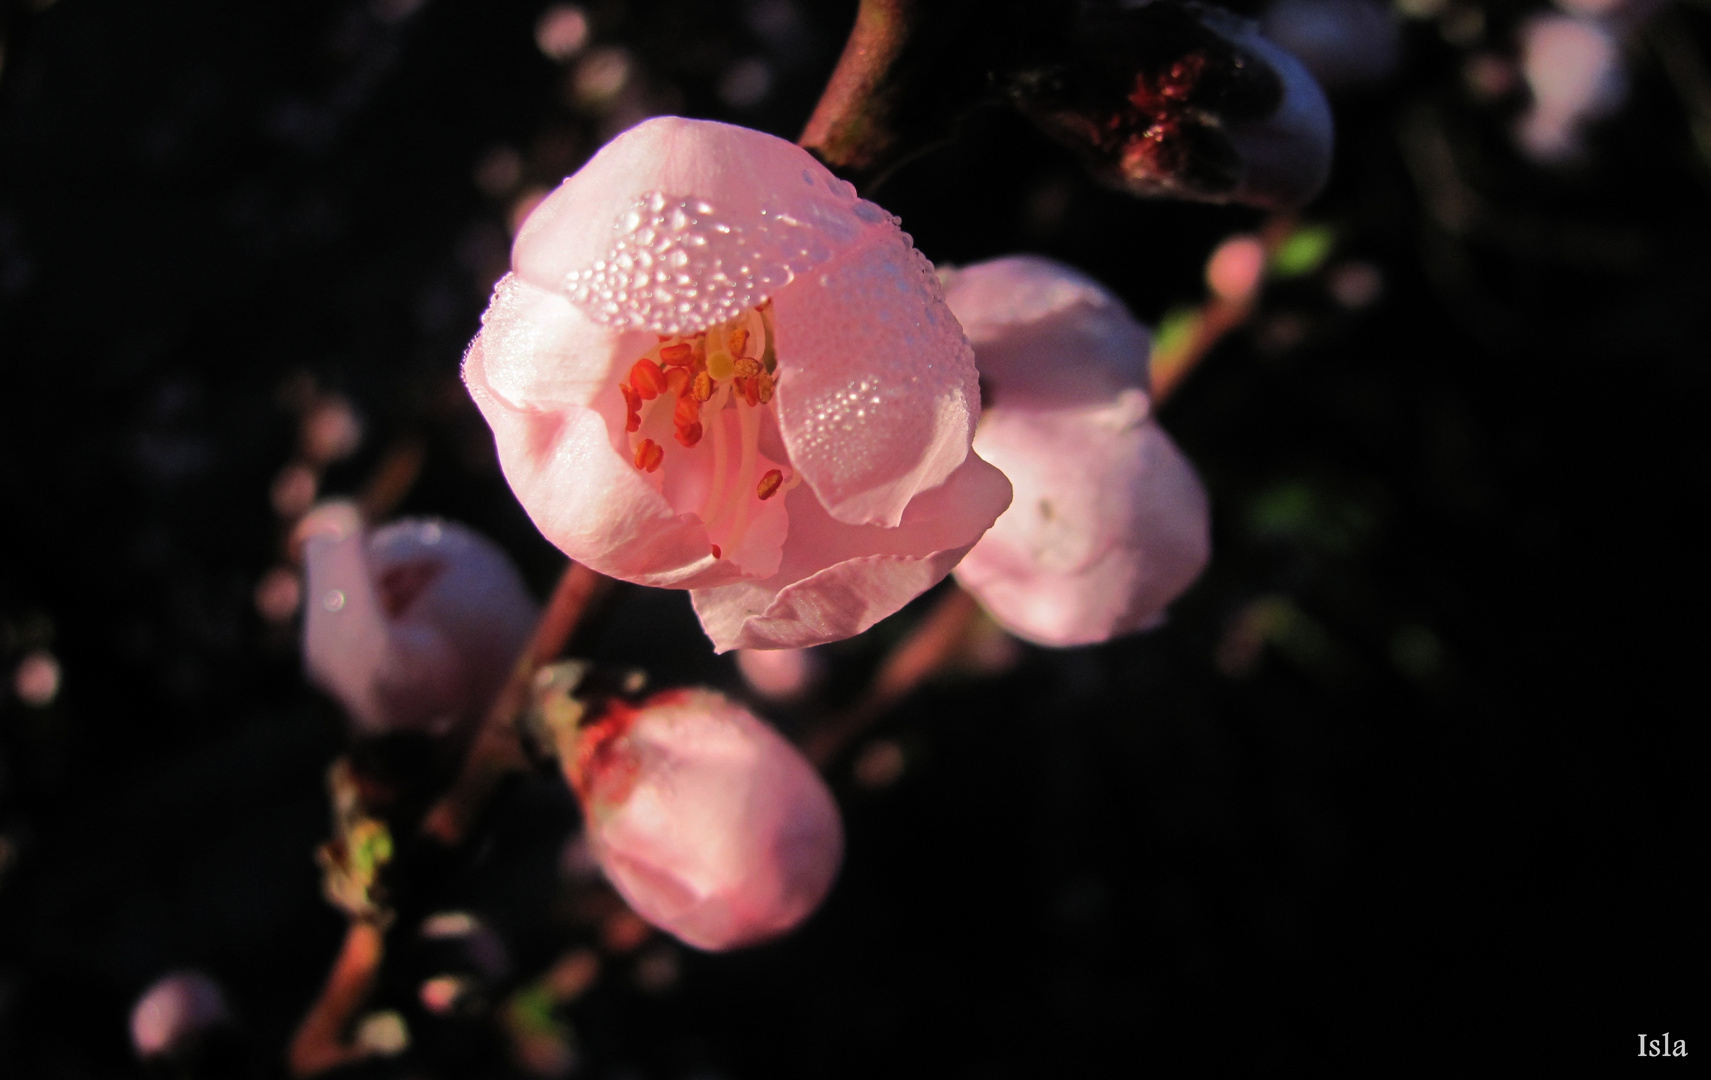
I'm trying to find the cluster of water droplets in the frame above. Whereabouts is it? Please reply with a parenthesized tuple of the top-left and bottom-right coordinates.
(564, 187, 890, 336)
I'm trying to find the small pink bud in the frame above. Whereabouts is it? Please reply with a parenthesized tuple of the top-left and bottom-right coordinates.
(735, 647, 821, 703)
(301, 506, 538, 736)
(464, 116, 1012, 651)
(564, 688, 843, 951)
(944, 257, 1210, 647)
(130, 971, 230, 1060)
(1205, 234, 1267, 304)
(1515, 14, 1627, 163)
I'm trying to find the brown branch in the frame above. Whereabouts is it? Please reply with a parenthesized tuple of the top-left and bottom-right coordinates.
(800, 586, 981, 767)
(1149, 215, 1296, 405)
(287, 920, 385, 1078)
(420, 560, 611, 846)
(799, 0, 918, 174)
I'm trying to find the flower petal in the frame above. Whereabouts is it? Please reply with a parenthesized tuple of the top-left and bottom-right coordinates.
(514, 116, 879, 336)
(772, 229, 979, 527)
(691, 450, 1012, 651)
(477, 273, 654, 409)
(955, 403, 1209, 647)
(941, 254, 1151, 405)
(465, 332, 749, 588)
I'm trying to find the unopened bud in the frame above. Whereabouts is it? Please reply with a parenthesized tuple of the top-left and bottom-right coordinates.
(1010, 1, 1333, 209)
(130, 971, 230, 1061)
(563, 688, 843, 951)
(301, 506, 538, 736)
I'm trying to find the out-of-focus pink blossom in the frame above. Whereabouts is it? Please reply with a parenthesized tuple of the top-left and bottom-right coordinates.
(1516, 14, 1627, 163)
(1205, 234, 1267, 304)
(735, 646, 820, 703)
(564, 687, 842, 951)
(300, 503, 538, 736)
(943, 257, 1210, 648)
(1263, 0, 1400, 90)
(130, 971, 230, 1059)
(464, 116, 1010, 651)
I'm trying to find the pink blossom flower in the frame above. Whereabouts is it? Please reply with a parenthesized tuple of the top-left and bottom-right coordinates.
(130, 971, 230, 1060)
(564, 687, 842, 950)
(463, 116, 1011, 651)
(300, 503, 538, 735)
(942, 257, 1210, 647)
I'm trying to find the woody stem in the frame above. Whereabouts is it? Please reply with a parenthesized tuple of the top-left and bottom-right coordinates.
(420, 560, 612, 846)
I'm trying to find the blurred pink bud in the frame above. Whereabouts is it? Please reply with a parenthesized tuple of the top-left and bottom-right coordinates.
(1516, 15, 1626, 163)
(464, 116, 1010, 652)
(12, 649, 60, 707)
(944, 257, 1211, 647)
(735, 646, 820, 703)
(1205, 234, 1267, 304)
(564, 688, 842, 950)
(301, 395, 363, 466)
(130, 971, 230, 1059)
(1263, 0, 1400, 90)
(301, 505, 538, 736)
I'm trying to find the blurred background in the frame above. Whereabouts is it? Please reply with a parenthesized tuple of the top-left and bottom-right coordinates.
(0, 0, 1704, 1074)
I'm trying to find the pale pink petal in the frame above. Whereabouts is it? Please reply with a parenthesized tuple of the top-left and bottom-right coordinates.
(573, 689, 843, 951)
(773, 230, 980, 527)
(303, 527, 468, 734)
(367, 518, 538, 729)
(513, 116, 876, 337)
(955, 395, 1210, 647)
(476, 273, 655, 409)
(466, 334, 748, 588)
(130, 972, 230, 1060)
(690, 451, 1012, 651)
(940, 255, 1150, 405)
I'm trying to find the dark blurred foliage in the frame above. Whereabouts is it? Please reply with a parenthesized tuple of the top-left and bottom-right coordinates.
(0, 0, 1706, 1076)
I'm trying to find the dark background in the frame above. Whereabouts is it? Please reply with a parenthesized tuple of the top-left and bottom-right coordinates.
(0, 0, 1703, 1075)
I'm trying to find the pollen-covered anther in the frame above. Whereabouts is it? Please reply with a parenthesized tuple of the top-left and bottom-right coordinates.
(755, 372, 775, 405)
(732, 357, 762, 380)
(756, 469, 784, 501)
(631, 358, 667, 399)
(691, 372, 714, 402)
(634, 438, 664, 472)
(727, 327, 749, 356)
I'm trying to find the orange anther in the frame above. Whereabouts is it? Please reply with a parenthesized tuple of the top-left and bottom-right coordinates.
(732, 357, 762, 379)
(660, 343, 694, 367)
(674, 395, 700, 426)
(633, 439, 663, 472)
(664, 367, 690, 396)
(710, 544, 722, 559)
(756, 469, 783, 501)
(630, 358, 666, 399)
(674, 421, 703, 448)
(739, 378, 760, 408)
(727, 326, 749, 356)
(691, 371, 714, 402)
(619, 383, 642, 413)
(625, 410, 641, 433)
(755, 371, 775, 405)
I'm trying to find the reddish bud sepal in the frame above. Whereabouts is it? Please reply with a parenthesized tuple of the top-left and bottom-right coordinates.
(563, 688, 843, 951)
(1008, 1, 1332, 210)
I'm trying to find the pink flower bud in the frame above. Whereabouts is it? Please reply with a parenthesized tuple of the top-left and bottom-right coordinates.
(130, 971, 230, 1059)
(301, 505, 538, 736)
(463, 116, 1011, 651)
(1515, 14, 1627, 163)
(943, 257, 1210, 647)
(564, 688, 842, 951)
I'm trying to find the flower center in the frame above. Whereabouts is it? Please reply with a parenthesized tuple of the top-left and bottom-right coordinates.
(616, 302, 799, 560)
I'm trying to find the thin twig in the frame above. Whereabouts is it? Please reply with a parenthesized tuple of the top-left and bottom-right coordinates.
(420, 561, 611, 845)
(287, 920, 386, 1078)
(1149, 215, 1296, 405)
(800, 586, 981, 767)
